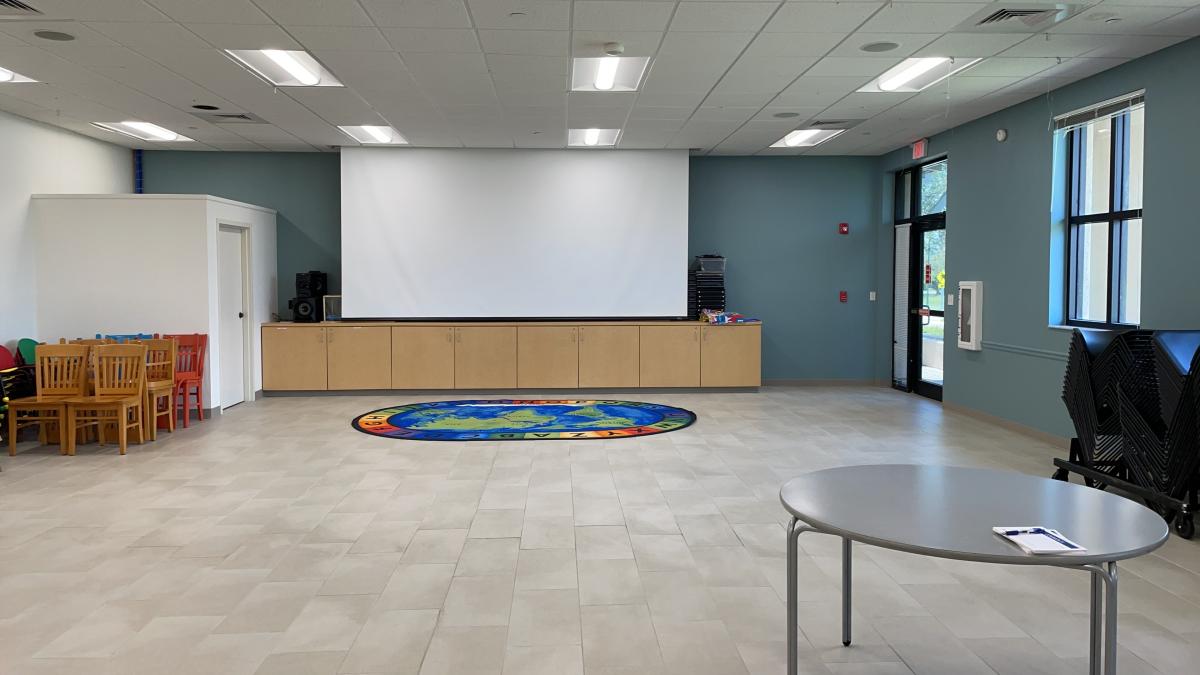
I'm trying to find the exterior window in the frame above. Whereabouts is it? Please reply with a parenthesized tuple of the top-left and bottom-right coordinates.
(1064, 101, 1144, 327)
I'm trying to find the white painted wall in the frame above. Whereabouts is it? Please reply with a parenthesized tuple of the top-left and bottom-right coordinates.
(0, 110, 130, 347)
(32, 194, 277, 408)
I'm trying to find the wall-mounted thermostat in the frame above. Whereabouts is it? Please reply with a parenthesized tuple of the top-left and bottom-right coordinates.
(957, 281, 982, 351)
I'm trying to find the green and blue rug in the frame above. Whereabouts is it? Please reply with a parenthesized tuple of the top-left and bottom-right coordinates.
(352, 399, 696, 441)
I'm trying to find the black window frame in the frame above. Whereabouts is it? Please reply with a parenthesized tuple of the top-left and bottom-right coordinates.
(1063, 110, 1143, 329)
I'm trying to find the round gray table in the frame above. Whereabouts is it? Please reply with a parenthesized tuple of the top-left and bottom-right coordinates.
(779, 464, 1169, 675)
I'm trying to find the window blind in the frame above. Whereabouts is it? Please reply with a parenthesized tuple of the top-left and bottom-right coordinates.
(1054, 90, 1144, 132)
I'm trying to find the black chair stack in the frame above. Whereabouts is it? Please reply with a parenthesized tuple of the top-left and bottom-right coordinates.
(688, 255, 726, 319)
(1057, 328, 1200, 538)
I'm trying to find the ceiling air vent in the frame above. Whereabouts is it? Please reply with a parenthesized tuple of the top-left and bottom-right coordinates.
(977, 8, 1055, 26)
(192, 111, 267, 124)
(0, 0, 42, 17)
(956, 3, 1084, 33)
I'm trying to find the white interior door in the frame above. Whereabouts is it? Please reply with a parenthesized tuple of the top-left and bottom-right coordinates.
(218, 227, 247, 409)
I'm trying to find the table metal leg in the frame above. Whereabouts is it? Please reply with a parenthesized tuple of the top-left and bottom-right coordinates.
(1090, 570, 1102, 675)
(787, 517, 799, 675)
(842, 537, 852, 647)
(1103, 561, 1118, 675)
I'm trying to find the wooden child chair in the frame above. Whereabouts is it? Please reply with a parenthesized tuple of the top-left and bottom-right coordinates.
(166, 334, 207, 427)
(6, 344, 89, 456)
(65, 343, 147, 455)
(138, 338, 177, 440)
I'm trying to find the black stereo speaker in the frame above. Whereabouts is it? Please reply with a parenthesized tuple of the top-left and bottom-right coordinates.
(288, 296, 320, 322)
(295, 270, 328, 299)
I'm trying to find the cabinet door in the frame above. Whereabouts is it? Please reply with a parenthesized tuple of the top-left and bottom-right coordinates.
(578, 325, 640, 388)
(700, 325, 761, 387)
(454, 326, 517, 389)
(327, 326, 392, 390)
(261, 326, 327, 390)
(518, 326, 578, 388)
(639, 325, 700, 387)
(392, 327, 455, 389)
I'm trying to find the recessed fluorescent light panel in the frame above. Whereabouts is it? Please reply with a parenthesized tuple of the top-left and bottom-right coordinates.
(571, 57, 650, 92)
(225, 49, 342, 87)
(0, 65, 36, 83)
(770, 128, 845, 149)
(568, 128, 620, 147)
(92, 121, 193, 142)
(338, 125, 408, 145)
(858, 57, 981, 93)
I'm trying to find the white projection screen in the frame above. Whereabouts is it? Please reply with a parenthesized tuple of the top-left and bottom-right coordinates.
(341, 148, 688, 318)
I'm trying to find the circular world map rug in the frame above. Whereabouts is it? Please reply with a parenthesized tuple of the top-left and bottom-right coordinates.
(351, 399, 696, 441)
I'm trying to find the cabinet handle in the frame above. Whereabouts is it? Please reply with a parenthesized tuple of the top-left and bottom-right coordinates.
(578, 327, 584, 343)
(446, 329, 453, 343)
(318, 329, 324, 344)
(327, 328, 333, 343)
(571, 329, 576, 343)
(455, 329, 462, 344)
(694, 328, 699, 342)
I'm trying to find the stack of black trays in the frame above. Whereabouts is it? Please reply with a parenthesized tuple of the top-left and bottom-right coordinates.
(688, 255, 726, 319)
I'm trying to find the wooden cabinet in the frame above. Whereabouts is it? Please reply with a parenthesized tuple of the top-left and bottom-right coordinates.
(392, 326, 455, 389)
(639, 325, 701, 387)
(327, 326, 391, 390)
(701, 324, 761, 387)
(454, 326, 517, 389)
(518, 326, 578, 388)
(261, 325, 327, 390)
(578, 325, 640, 388)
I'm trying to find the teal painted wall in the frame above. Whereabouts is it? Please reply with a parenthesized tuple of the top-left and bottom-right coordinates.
(690, 156, 881, 381)
(874, 37, 1200, 437)
(142, 151, 340, 315)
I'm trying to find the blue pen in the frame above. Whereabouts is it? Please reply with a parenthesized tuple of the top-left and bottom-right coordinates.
(1002, 528, 1080, 549)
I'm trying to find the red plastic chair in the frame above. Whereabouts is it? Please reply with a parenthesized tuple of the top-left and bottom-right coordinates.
(165, 334, 207, 427)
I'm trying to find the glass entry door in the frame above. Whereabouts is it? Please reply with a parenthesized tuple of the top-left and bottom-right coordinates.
(911, 226, 945, 400)
(893, 158, 947, 401)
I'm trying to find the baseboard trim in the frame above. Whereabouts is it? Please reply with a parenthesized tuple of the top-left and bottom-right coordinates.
(263, 387, 762, 397)
(763, 379, 886, 387)
(942, 401, 1069, 448)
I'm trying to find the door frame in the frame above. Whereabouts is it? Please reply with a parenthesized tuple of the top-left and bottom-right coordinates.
(908, 221, 945, 401)
(218, 222, 254, 409)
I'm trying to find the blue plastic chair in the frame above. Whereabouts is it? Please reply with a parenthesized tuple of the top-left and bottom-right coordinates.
(97, 333, 155, 344)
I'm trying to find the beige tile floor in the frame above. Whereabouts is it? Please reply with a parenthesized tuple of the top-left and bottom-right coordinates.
(1, 386, 1198, 675)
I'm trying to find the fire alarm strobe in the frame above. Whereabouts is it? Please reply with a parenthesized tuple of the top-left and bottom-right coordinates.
(839, 291, 848, 303)
(839, 222, 849, 235)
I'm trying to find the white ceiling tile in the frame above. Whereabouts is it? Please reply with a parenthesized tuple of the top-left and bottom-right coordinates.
(186, 23, 303, 50)
(629, 105, 697, 120)
(567, 107, 631, 127)
(712, 56, 820, 93)
(384, 28, 481, 53)
(858, 3, 988, 33)
(0, 22, 121, 47)
(819, 91, 913, 117)
(913, 32, 1029, 58)
(361, 0, 472, 28)
(656, 30, 756, 59)
(704, 91, 776, 107)
(496, 90, 566, 107)
(966, 57, 1058, 77)
(84, 22, 213, 51)
(145, 0, 272, 23)
(670, 1, 778, 31)
(285, 88, 384, 125)
(1081, 34, 1191, 58)
(1049, 4, 1188, 34)
(999, 34, 1108, 58)
(1033, 56, 1131, 80)
(667, 119, 743, 149)
(828, 33, 939, 58)
(27, 0, 170, 22)
(742, 32, 847, 58)
(574, 1, 675, 31)
(572, 31, 663, 57)
(1142, 6, 1200, 36)
(254, 0, 375, 26)
(805, 56, 902, 77)
(468, 0, 571, 30)
(481, 30, 568, 56)
(289, 26, 394, 51)
(568, 91, 637, 108)
(765, 2, 883, 33)
(692, 106, 759, 122)
(753, 105, 828, 121)
(775, 75, 870, 106)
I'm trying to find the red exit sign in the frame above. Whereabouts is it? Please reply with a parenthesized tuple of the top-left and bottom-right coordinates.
(912, 138, 928, 160)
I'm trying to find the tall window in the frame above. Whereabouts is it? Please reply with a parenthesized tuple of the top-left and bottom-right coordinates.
(1060, 94, 1144, 327)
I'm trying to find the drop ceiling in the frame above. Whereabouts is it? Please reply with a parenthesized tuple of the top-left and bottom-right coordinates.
(0, 0, 1195, 155)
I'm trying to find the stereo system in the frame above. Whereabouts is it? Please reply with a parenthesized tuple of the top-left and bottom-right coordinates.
(289, 270, 328, 322)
